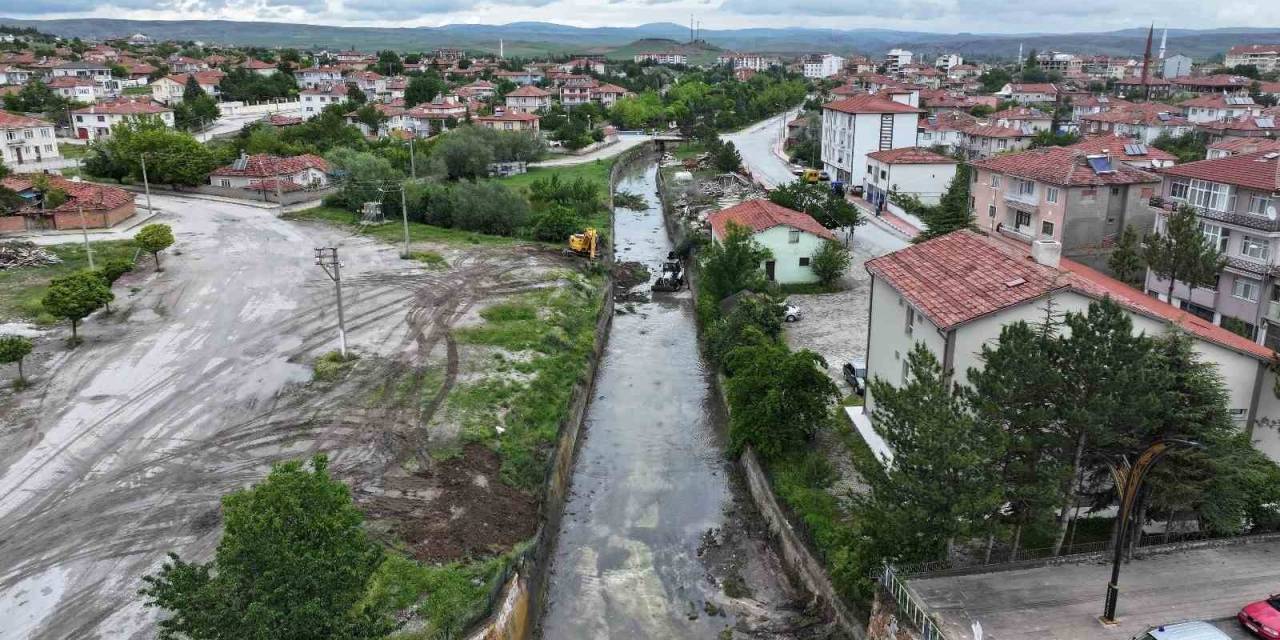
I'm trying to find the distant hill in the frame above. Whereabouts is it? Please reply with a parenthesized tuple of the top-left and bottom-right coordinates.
(0, 18, 1277, 60)
(601, 38, 724, 65)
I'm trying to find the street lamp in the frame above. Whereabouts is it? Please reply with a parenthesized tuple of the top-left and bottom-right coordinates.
(1100, 439, 1201, 624)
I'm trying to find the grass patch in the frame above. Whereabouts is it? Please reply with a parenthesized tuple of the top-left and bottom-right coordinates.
(0, 239, 139, 323)
(409, 251, 447, 268)
(493, 158, 612, 192)
(58, 143, 87, 159)
(451, 274, 602, 488)
(312, 350, 357, 382)
(123, 85, 152, 95)
(361, 547, 524, 640)
(779, 281, 844, 295)
(841, 392, 864, 407)
(770, 448, 851, 561)
(284, 207, 513, 247)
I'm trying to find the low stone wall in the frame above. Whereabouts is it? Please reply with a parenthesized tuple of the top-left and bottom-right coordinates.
(110, 182, 331, 207)
(0, 216, 29, 233)
(51, 202, 135, 230)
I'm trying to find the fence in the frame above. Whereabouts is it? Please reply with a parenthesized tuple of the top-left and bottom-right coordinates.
(881, 564, 952, 640)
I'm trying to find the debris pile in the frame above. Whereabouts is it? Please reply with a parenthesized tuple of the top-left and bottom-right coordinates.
(0, 242, 61, 270)
(612, 261, 650, 290)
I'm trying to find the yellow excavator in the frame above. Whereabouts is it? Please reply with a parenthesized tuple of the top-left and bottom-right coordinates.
(568, 228, 599, 260)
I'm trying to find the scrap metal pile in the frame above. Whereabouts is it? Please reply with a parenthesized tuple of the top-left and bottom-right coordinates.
(0, 241, 62, 270)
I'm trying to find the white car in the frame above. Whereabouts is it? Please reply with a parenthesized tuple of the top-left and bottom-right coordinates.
(782, 303, 801, 322)
(1133, 621, 1231, 640)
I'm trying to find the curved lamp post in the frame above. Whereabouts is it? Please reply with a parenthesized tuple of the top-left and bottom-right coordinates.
(1101, 438, 1202, 624)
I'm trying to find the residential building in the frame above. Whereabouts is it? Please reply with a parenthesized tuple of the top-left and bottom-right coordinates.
(559, 75, 597, 107)
(403, 95, 469, 132)
(990, 106, 1053, 132)
(505, 85, 552, 111)
(1036, 51, 1084, 75)
(863, 147, 958, 217)
(475, 111, 540, 132)
(240, 59, 278, 76)
(0, 110, 59, 168)
(1207, 137, 1280, 159)
(149, 71, 224, 104)
(707, 199, 836, 284)
(594, 83, 629, 107)
(633, 52, 687, 66)
(862, 230, 1280, 461)
(344, 102, 405, 137)
(958, 125, 1032, 160)
(0, 65, 33, 85)
(1225, 44, 1280, 73)
(1169, 74, 1254, 94)
(884, 49, 913, 74)
(802, 54, 844, 79)
(996, 82, 1058, 104)
(1145, 150, 1280, 349)
(1068, 94, 1132, 122)
(0, 174, 136, 233)
(820, 93, 923, 184)
(297, 66, 345, 89)
(346, 71, 385, 96)
(166, 55, 208, 73)
(494, 69, 543, 86)
(1162, 54, 1193, 79)
(209, 153, 330, 192)
(560, 58, 607, 74)
(50, 60, 112, 83)
(47, 76, 98, 103)
(1181, 94, 1262, 123)
(916, 110, 978, 153)
(300, 84, 349, 118)
(1079, 104, 1193, 144)
(970, 145, 1159, 255)
(716, 53, 781, 71)
(1198, 115, 1279, 143)
(71, 100, 174, 140)
(934, 54, 963, 70)
(1064, 135, 1177, 169)
(1114, 76, 1174, 99)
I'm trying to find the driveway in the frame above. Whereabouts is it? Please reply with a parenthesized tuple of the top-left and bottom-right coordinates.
(531, 133, 652, 167)
(0, 194, 428, 639)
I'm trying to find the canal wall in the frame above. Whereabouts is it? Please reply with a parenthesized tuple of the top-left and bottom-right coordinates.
(463, 143, 655, 640)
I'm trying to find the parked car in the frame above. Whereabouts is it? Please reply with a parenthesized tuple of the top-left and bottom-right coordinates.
(1133, 621, 1232, 640)
(1240, 595, 1280, 638)
(842, 358, 867, 396)
(781, 302, 801, 322)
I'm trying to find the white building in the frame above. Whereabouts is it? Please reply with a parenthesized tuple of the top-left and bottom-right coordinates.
(504, 85, 552, 111)
(209, 153, 330, 191)
(47, 77, 99, 103)
(71, 100, 174, 140)
(1225, 45, 1280, 73)
(1162, 54, 1192, 79)
(863, 147, 958, 218)
(885, 49, 913, 74)
(0, 110, 60, 168)
(300, 84, 350, 118)
(50, 61, 112, 83)
(297, 66, 345, 89)
(707, 199, 837, 284)
(633, 52, 688, 66)
(934, 54, 963, 70)
(862, 230, 1280, 462)
(803, 54, 845, 79)
(820, 93, 923, 185)
(716, 53, 781, 71)
(1180, 94, 1262, 123)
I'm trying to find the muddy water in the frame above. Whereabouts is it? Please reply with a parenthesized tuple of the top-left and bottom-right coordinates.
(539, 161, 814, 639)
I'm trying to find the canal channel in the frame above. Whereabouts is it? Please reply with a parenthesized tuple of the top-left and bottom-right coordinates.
(537, 157, 827, 638)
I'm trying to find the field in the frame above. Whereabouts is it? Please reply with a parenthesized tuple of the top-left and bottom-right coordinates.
(0, 240, 140, 323)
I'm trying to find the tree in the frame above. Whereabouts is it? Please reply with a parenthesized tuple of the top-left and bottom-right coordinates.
(135, 223, 176, 271)
(892, 164, 974, 242)
(530, 204, 583, 242)
(431, 127, 493, 181)
(96, 258, 135, 311)
(175, 93, 220, 131)
(867, 343, 1005, 560)
(324, 148, 402, 212)
(810, 240, 851, 287)
(1152, 131, 1208, 164)
(404, 72, 446, 107)
(725, 342, 838, 459)
(712, 140, 743, 173)
(700, 222, 772, 301)
(351, 103, 386, 133)
(375, 50, 403, 76)
(1144, 204, 1225, 302)
(0, 334, 34, 384)
(182, 74, 203, 101)
(1030, 129, 1081, 148)
(978, 68, 1012, 94)
(767, 181, 859, 230)
(1108, 224, 1145, 286)
(345, 83, 366, 105)
(445, 181, 529, 236)
(140, 455, 393, 640)
(42, 271, 113, 343)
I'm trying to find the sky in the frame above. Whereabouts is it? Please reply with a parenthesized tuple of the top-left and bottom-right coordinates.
(2, 0, 1278, 34)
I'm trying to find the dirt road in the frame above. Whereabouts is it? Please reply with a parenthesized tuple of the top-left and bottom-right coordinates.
(0, 195, 568, 639)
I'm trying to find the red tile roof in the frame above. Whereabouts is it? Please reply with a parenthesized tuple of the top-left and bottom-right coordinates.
(1228, 44, 1280, 55)
(868, 230, 1274, 360)
(2, 174, 133, 213)
(72, 100, 171, 115)
(241, 59, 275, 70)
(964, 124, 1028, 138)
(1197, 114, 1278, 135)
(47, 76, 94, 88)
(1064, 135, 1177, 163)
(990, 106, 1050, 120)
(0, 109, 51, 127)
(1006, 83, 1058, 94)
(1169, 74, 1254, 89)
(708, 199, 836, 242)
(1181, 94, 1257, 110)
(867, 147, 956, 165)
(1157, 150, 1280, 192)
(210, 154, 329, 178)
(971, 146, 1159, 186)
(506, 85, 550, 97)
(477, 111, 540, 123)
(823, 94, 923, 115)
(1206, 137, 1280, 156)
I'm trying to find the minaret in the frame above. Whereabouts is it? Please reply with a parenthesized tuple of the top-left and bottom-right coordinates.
(499, 39, 504, 59)
(1158, 28, 1167, 60)
(1017, 43, 1023, 64)
(1140, 24, 1154, 100)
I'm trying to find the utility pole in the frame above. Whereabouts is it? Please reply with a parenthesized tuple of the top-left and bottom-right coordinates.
(314, 247, 348, 358)
(78, 203, 94, 270)
(139, 153, 153, 215)
(409, 136, 416, 179)
(400, 185, 410, 259)
(276, 177, 284, 217)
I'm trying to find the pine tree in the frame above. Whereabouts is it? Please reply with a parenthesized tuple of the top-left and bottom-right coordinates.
(1108, 224, 1145, 286)
(906, 163, 974, 243)
(182, 74, 203, 101)
(1144, 204, 1225, 302)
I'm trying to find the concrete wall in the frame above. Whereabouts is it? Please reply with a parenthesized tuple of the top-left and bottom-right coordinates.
(864, 275, 947, 417)
(753, 225, 827, 284)
(868, 161, 956, 207)
(51, 202, 135, 230)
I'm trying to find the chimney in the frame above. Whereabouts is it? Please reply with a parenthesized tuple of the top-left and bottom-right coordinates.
(1032, 240, 1062, 269)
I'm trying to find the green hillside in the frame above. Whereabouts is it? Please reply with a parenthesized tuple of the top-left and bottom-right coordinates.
(602, 38, 724, 66)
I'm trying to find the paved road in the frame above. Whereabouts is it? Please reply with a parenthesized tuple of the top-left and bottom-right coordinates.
(0, 194, 424, 639)
(910, 540, 1280, 640)
(531, 133, 651, 167)
(723, 109, 800, 189)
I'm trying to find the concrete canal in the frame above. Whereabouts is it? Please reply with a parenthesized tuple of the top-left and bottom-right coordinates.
(538, 158, 830, 638)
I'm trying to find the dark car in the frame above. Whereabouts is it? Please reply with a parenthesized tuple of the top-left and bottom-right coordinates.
(843, 358, 867, 396)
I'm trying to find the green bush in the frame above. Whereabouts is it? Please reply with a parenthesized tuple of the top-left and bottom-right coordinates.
(530, 205, 584, 242)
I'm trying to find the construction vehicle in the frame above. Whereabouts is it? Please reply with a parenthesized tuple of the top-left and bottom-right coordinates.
(568, 228, 599, 260)
(651, 252, 685, 292)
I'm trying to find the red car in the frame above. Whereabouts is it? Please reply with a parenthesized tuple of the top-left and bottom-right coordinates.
(1240, 595, 1280, 638)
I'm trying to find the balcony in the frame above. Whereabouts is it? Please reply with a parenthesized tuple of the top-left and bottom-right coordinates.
(1004, 190, 1039, 208)
(1151, 199, 1280, 233)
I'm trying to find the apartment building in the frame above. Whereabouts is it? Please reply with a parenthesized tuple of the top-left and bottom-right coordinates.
(1079, 104, 1194, 143)
(863, 147, 958, 217)
(504, 85, 552, 111)
(0, 110, 60, 168)
(633, 52, 687, 65)
(971, 146, 1159, 255)
(990, 106, 1052, 132)
(958, 125, 1032, 160)
(716, 53, 781, 71)
(802, 54, 845, 79)
(1225, 44, 1280, 73)
(71, 100, 174, 140)
(1181, 94, 1262, 123)
(934, 54, 963, 70)
(884, 49, 912, 74)
(300, 84, 349, 118)
(1144, 150, 1280, 349)
(559, 75, 596, 107)
(820, 93, 923, 184)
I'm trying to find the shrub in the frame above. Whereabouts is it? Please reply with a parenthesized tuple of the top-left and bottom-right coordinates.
(530, 204, 584, 242)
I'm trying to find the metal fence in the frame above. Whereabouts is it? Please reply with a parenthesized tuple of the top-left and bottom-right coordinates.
(882, 564, 952, 640)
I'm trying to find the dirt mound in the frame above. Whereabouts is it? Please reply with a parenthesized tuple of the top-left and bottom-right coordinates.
(612, 261, 650, 289)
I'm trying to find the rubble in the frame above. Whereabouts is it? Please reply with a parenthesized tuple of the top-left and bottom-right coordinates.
(612, 261, 651, 289)
(0, 241, 62, 270)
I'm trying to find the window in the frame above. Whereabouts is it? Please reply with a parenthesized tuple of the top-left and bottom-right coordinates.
(1015, 210, 1032, 229)
(1233, 277, 1260, 302)
(219, 179, 231, 187)
(1041, 220, 1055, 238)
(1015, 178, 1035, 196)
(1241, 235, 1270, 261)
(1111, 187, 1121, 196)
(1169, 180, 1189, 200)
(1199, 222, 1229, 252)
(988, 203, 996, 218)
(788, 230, 800, 243)
(1187, 179, 1229, 211)
(867, 164, 873, 175)
(905, 307, 915, 337)
(902, 359, 910, 384)
(799, 257, 811, 267)
(880, 169, 887, 180)
(1249, 194, 1274, 216)
(991, 175, 1001, 188)
(1046, 187, 1059, 203)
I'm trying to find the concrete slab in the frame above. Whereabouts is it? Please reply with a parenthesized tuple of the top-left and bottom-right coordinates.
(908, 540, 1280, 640)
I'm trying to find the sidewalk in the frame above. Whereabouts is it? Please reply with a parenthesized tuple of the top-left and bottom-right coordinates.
(849, 195, 921, 240)
(531, 134, 651, 167)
